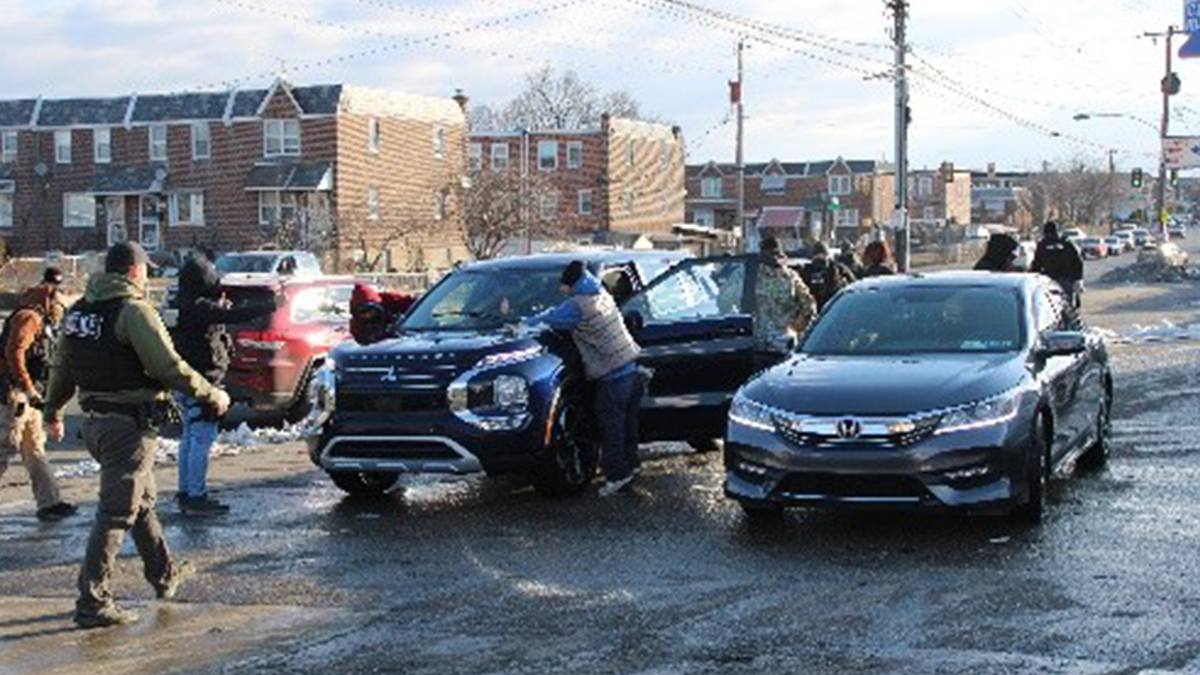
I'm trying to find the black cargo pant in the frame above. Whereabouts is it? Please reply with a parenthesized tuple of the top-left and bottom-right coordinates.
(76, 413, 176, 616)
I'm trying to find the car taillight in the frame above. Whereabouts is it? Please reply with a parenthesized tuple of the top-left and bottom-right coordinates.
(236, 331, 287, 351)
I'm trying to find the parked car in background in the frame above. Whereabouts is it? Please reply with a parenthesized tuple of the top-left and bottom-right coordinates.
(1133, 228, 1154, 249)
(1077, 237, 1108, 260)
(1113, 231, 1136, 252)
(724, 272, 1112, 523)
(1168, 221, 1187, 239)
(1104, 236, 1123, 256)
(1062, 227, 1086, 244)
(224, 275, 359, 422)
(216, 251, 323, 279)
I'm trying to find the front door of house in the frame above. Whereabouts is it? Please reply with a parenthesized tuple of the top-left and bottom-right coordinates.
(105, 196, 127, 246)
(139, 196, 160, 252)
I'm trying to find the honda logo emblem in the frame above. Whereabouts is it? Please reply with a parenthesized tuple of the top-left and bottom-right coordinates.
(836, 419, 862, 439)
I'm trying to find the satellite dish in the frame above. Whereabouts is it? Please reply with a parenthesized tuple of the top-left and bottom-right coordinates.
(34, 162, 48, 177)
(154, 167, 168, 181)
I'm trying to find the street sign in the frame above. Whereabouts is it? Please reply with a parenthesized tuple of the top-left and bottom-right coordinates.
(1184, 0, 1200, 58)
(1162, 136, 1200, 168)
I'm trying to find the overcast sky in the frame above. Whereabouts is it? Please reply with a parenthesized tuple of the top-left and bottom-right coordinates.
(1, 0, 1194, 172)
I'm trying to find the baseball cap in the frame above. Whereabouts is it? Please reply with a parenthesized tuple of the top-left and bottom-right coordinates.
(560, 260, 585, 288)
(42, 267, 64, 285)
(104, 241, 155, 274)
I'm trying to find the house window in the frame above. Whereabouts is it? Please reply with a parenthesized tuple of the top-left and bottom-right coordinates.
(264, 119, 301, 157)
(140, 196, 161, 251)
(0, 180, 13, 228)
(63, 193, 96, 228)
(625, 139, 635, 168)
(762, 174, 785, 192)
(624, 189, 635, 216)
(93, 127, 112, 164)
(662, 190, 670, 215)
(538, 140, 558, 171)
(169, 192, 205, 226)
(258, 191, 297, 226)
(491, 143, 510, 171)
(149, 124, 167, 162)
(923, 206, 936, 221)
(660, 140, 669, 171)
(833, 208, 859, 228)
(693, 209, 715, 227)
(701, 177, 722, 198)
(566, 141, 583, 170)
(434, 191, 447, 221)
(367, 187, 380, 219)
(368, 118, 381, 154)
(192, 123, 211, 160)
(468, 142, 483, 171)
(433, 127, 446, 159)
(55, 130, 72, 164)
(829, 174, 852, 196)
(540, 192, 558, 220)
(918, 176, 933, 198)
(1, 131, 17, 163)
(577, 189, 593, 215)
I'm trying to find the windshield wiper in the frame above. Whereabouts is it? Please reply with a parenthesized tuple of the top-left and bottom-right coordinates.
(431, 309, 500, 320)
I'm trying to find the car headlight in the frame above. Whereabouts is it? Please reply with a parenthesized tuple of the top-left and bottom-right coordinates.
(729, 393, 777, 432)
(493, 374, 529, 411)
(448, 374, 529, 413)
(936, 390, 1020, 435)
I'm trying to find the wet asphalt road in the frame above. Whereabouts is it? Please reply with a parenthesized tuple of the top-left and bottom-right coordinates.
(5, 242, 1200, 674)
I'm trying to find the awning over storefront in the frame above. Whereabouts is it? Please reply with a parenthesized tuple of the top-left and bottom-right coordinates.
(758, 207, 805, 230)
(87, 165, 166, 195)
(244, 162, 333, 192)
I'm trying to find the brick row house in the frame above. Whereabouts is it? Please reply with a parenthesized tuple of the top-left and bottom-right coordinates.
(685, 158, 896, 250)
(0, 78, 470, 272)
(468, 116, 686, 247)
(905, 165, 972, 228)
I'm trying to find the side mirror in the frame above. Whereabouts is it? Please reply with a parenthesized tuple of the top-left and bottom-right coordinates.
(1039, 331, 1087, 358)
(624, 310, 645, 334)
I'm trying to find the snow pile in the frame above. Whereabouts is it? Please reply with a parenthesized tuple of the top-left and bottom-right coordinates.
(53, 459, 101, 480)
(1100, 263, 1200, 284)
(1099, 320, 1200, 344)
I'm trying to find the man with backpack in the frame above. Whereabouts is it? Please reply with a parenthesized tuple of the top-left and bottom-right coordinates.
(0, 268, 77, 521)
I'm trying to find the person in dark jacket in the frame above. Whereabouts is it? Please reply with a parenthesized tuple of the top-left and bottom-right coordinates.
(862, 240, 896, 277)
(974, 233, 1020, 272)
(800, 242, 856, 310)
(835, 241, 865, 279)
(171, 255, 276, 513)
(1030, 221, 1085, 305)
(349, 282, 415, 345)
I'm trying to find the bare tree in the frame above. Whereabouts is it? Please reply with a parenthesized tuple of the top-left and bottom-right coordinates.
(454, 170, 571, 260)
(469, 65, 651, 131)
(1024, 157, 1121, 229)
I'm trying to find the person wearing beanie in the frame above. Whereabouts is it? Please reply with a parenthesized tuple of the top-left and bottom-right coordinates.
(525, 260, 643, 496)
(974, 233, 1021, 272)
(799, 240, 854, 311)
(1030, 220, 1084, 306)
(754, 237, 816, 369)
(349, 282, 415, 345)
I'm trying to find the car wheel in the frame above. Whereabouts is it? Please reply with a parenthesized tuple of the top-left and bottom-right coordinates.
(688, 438, 723, 453)
(530, 394, 599, 498)
(328, 470, 400, 499)
(1012, 412, 1050, 524)
(1078, 395, 1111, 471)
(738, 499, 784, 520)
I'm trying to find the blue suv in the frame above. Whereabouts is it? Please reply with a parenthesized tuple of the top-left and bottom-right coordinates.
(307, 251, 774, 498)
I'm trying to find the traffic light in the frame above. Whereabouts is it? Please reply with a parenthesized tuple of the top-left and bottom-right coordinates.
(942, 162, 955, 182)
(1170, 169, 1179, 187)
(1132, 168, 1144, 188)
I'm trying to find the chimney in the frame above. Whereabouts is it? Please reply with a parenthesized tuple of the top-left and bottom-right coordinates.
(452, 88, 469, 113)
(987, 162, 996, 178)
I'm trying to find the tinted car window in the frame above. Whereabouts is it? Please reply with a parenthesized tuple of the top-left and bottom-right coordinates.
(224, 286, 277, 329)
(216, 254, 278, 274)
(403, 267, 564, 332)
(625, 259, 746, 322)
(290, 286, 350, 325)
(803, 286, 1023, 355)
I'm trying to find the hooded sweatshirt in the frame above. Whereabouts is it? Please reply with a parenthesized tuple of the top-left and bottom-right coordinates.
(528, 272, 640, 381)
(1, 284, 62, 397)
(44, 272, 223, 423)
(174, 256, 276, 382)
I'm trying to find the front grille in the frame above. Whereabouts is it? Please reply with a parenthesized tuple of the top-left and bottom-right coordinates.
(326, 440, 462, 461)
(776, 472, 926, 500)
(776, 415, 939, 449)
(337, 392, 446, 413)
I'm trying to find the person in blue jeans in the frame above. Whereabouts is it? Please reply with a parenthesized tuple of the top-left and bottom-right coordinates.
(171, 253, 276, 513)
(527, 261, 643, 496)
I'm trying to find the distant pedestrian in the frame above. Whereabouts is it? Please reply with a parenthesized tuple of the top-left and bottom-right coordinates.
(974, 233, 1021, 272)
(45, 242, 231, 629)
(349, 283, 415, 345)
(861, 240, 896, 277)
(0, 269, 76, 522)
(526, 261, 642, 496)
(754, 237, 817, 369)
(172, 254, 276, 514)
(800, 242, 856, 310)
(1030, 221, 1085, 306)
(835, 241, 865, 279)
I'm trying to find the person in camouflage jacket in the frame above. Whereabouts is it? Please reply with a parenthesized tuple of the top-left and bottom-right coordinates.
(753, 237, 817, 359)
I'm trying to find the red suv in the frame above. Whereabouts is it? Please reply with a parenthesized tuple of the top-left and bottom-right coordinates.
(222, 276, 359, 421)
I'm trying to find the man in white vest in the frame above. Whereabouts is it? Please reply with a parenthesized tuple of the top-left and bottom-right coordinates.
(528, 261, 642, 496)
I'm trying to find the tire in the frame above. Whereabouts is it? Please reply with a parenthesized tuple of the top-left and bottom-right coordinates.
(1078, 394, 1111, 471)
(328, 470, 400, 499)
(1012, 412, 1050, 524)
(530, 394, 598, 498)
(738, 499, 784, 520)
(688, 438, 723, 454)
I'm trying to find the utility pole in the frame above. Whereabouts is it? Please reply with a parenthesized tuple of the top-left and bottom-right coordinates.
(888, 0, 911, 272)
(1146, 26, 1179, 242)
(1107, 148, 1117, 231)
(734, 40, 747, 252)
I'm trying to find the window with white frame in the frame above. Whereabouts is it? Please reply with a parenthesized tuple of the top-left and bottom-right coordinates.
(93, 127, 112, 164)
(538, 140, 558, 171)
(833, 208, 859, 228)
(566, 141, 583, 169)
(661, 190, 670, 215)
(149, 124, 167, 162)
(55, 130, 72, 164)
(693, 209, 714, 227)
(169, 192, 205, 226)
(264, 119, 301, 157)
(625, 139, 635, 167)
(923, 206, 936, 221)
(761, 173, 785, 192)
(434, 191, 447, 221)
(918, 176, 933, 198)
(540, 192, 558, 220)
(433, 127, 446, 159)
(701, 176, 722, 198)
(63, 193, 95, 228)
(577, 189, 593, 215)
(258, 191, 297, 226)
(367, 187, 380, 219)
(0, 180, 13, 228)
(192, 123, 211, 160)
(624, 189, 635, 216)
(828, 174, 852, 196)
(1, 131, 17, 163)
(368, 118, 381, 154)
(491, 143, 510, 171)
(468, 142, 483, 171)
(660, 140, 669, 171)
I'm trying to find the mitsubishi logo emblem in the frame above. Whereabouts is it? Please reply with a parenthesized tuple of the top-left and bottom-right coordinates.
(380, 365, 399, 383)
(836, 419, 862, 440)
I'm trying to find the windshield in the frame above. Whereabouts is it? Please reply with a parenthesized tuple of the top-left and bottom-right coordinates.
(216, 254, 278, 274)
(802, 286, 1024, 356)
(402, 267, 566, 332)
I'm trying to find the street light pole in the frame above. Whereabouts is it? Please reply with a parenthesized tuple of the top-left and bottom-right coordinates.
(887, 0, 911, 272)
(735, 40, 747, 252)
(1149, 27, 1178, 242)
